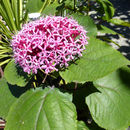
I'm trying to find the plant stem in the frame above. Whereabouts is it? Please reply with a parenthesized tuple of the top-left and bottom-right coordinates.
(0, 67, 4, 78)
(40, 69, 57, 79)
(86, 0, 90, 15)
(75, 82, 78, 89)
(42, 74, 48, 83)
(74, 0, 76, 12)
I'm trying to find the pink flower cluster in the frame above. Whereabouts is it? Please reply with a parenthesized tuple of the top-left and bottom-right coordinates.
(12, 16, 88, 74)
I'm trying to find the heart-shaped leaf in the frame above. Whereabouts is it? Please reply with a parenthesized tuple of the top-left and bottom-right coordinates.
(71, 14, 97, 37)
(4, 60, 32, 87)
(86, 67, 130, 130)
(0, 78, 28, 119)
(5, 87, 77, 130)
(77, 121, 89, 130)
(60, 38, 130, 83)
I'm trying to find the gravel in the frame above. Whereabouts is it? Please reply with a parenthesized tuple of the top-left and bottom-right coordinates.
(108, 0, 130, 60)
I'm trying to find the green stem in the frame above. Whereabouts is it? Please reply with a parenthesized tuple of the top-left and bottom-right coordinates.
(40, 69, 57, 79)
(86, 0, 90, 15)
(74, 0, 76, 12)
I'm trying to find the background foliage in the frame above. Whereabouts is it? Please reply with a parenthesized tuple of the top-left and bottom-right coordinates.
(0, 0, 130, 130)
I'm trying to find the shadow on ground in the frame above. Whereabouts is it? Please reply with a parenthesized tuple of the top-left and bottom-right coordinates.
(107, 0, 130, 60)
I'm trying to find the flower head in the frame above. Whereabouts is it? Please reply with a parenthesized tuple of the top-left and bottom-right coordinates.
(12, 16, 88, 74)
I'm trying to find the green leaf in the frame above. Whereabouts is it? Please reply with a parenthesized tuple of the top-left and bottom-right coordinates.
(0, 59, 11, 66)
(0, 78, 17, 119)
(77, 121, 89, 130)
(96, 0, 115, 20)
(86, 67, 130, 130)
(97, 25, 117, 35)
(0, 78, 28, 119)
(42, 1, 60, 15)
(60, 38, 130, 83)
(18, 0, 23, 22)
(0, 20, 12, 38)
(11, 0, 23, 30)
(97, 36, 120, 47)
(26, 0, 51, 13)
(11, 0, 19, 29)
(71, 14, 97, 37)
(64, 0, 74, 7)
(5, 87, 77, 130)
(0, 0, 17, 32)
(4, 59, 31, 87)
(0, 4, 13, 32)
(108, 18, 130, 27)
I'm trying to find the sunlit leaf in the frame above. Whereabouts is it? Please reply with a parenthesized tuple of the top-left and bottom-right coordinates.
(71, 14, 97, 37)
(0, 78, 28, 119)
(0, 0, 17, 32)
(108, 18, 130, 27)
(5, 87, 77, 130)
(60, 38, 130, 83)
(42, 1, 60, 15)
(97, 25, 117, 35)
(4, 59, 32, 87)
(26, 0, 52, 13)
(96, 0, 115, 20)
(77, 121, 89, 130)
(86, 67, 130, 130)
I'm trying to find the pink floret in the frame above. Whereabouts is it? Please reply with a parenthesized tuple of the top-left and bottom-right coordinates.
(12, 16, 88, 74)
